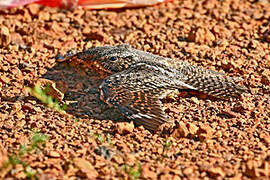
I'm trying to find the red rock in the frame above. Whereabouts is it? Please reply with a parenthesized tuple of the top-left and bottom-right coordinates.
(51, 22, 63, 34)
(0, 26, 11, 47)
(197, 123, 214, 141)
(48, 151, 61, 158)
(187, 27, 215, 44)
(27, 4, 40, 15)
(73, 158, 98, 179)
(186, 122, 199, 136)
(221, 109, 238, 118)
(141, 164, 157, 179)
(82, 26, 91, 35)
(207, 167, 225, 178)
(125, 153, 137, 166)
(183, 167, 193, 176)
(160, 173, 174, 179)
(111, 154, 124, 164)
(22, 9, 32, 22)
(171, 121, 189, 138)
(205, 29, 216, 42)
(10, 33, 25, 46)
(203, 0, 217, 9)
(229, 173, 242, 180)
(0, 144, 9, 177)
(38, 11, 50, 21)
(115, 121, 134, 135)
(187, 26, 197, 42)
(264, 54, 270, 63)
(260, 133, 270, 145)
(263, 30, 270, 43)
(261, 69, 270, 85)
(245, 160, 259, 178)
(172, 175, 181, 180)
(86, 30, 106, 41)
(191, 97, 200, 105)
(0, 113, 8, 121)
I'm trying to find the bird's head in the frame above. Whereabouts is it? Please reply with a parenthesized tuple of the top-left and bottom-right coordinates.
(73, 44, 138, 74)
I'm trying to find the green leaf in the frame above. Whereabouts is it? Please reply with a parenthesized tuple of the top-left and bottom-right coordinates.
(25, 166, 36, 178)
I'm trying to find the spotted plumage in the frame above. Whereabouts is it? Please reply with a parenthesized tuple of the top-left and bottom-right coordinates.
(61, 44, 247, 131)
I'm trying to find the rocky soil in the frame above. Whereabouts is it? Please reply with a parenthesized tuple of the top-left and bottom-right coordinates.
(0, 0, 270, 179)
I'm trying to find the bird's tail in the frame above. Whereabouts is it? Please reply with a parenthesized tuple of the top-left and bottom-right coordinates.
(183, 74, 247, 99)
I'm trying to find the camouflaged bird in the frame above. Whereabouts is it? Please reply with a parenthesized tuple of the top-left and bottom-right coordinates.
(62, 44, 247, 131)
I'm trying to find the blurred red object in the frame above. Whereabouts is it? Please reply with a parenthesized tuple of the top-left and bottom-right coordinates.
(0, 0, 173, 9)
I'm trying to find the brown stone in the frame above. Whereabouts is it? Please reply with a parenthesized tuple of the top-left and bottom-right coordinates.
(33, 78, 65, 102)
(197, 123, 214, 141)
(187, 27, 215, 44)
(73, 158, 98, 179)
(261, 69, 270, 85)
(27, 4, 40, 15)
(0, 144, 9, 176)
(115, 121, 134, 135)
(205, 29, 216, 42)
(264, 54, 270, 64)
(186, 122, 199, 136)
(82, 26, 91, 35)
(171, 122, 189, 138)
(245, 160, 258, 178)
(48, 151, 61, 158)
(141, 164, 157, 179)
(183, 167, 193, 176)
(111, 154, 124, 164)
(191, 97, 200, 105)
(263, 30, 270, 43)
(260, 133, 270, 145)
(0, 26, 11, 47)
(38, 11, 50, 21)
(207, 167, 225, 178)
(187, 26, 197, 42)
(229, 173, 242, 180)
(10, 33, 25, 46)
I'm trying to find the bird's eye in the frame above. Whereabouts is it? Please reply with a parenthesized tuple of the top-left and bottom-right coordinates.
(110, 56, 118, 61)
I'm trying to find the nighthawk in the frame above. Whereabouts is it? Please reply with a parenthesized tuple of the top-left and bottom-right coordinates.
(61, 44, 247, 131)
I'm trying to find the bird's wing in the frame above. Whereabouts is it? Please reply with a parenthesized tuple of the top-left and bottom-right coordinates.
(99, 63, 188, 131)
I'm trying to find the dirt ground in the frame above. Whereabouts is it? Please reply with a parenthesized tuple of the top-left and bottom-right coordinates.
(0, 0, 270, 179)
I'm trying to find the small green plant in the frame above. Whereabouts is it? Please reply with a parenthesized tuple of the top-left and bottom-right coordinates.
(106, 134, 112, 145)
(163, 139, 172, 151)
(1, 133, 48, 179)
(27, 133, 48, 153)
(91, 133, 113, 146)
(6, 154, 24, 166)
(122, 162, 142, 180)
(92, 133, 105, 143)
(162, 139, 172, 158)
(27, 85, 67, 112)
(25, 166, 36, 179)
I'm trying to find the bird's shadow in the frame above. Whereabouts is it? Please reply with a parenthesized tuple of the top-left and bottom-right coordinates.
(42, 62, 125, 122)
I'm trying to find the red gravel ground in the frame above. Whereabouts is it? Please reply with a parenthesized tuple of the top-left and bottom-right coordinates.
(0, 0, 270, 179)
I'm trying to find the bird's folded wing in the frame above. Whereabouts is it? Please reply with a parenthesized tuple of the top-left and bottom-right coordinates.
(99, 64, 180, 131)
